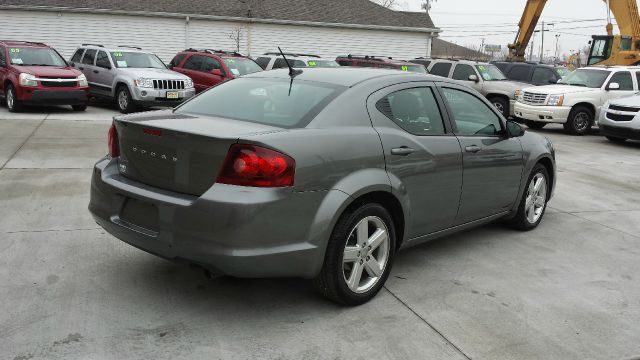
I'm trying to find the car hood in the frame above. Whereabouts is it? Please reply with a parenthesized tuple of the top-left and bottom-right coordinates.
(608, 93, 640, 106)
(117, 67, 189, 80)
(12, 65, 82, 78)
(522, 84, 595, 95)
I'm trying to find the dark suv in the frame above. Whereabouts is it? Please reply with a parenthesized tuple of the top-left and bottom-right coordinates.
(169, 49, 263, 93)
(0, 40, 89, 112)
(492, 61, 570, 86)
(335, 55, 427, 73)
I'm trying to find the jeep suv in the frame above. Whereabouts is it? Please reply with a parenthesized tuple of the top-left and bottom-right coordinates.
(0, 41, 89, 112)
(253, 52, 340, 70)
(70, 44, 195, 113)
(515, 66, 640, 135)
(428, 59, 528, 118)
(493, 61, 570, 86)
(335, 55, 427, 73)
(169, 49, 262, 93)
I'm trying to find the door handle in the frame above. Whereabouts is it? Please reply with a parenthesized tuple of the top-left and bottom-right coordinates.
(79, 66, 84, 70)
(93, 70, 99, 74)
(391, 147, 415, 156)
(465, 145, 481, 153)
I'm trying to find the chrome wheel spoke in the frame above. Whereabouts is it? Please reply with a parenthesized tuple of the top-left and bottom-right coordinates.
(364, 257, 382, 277)
(347, 261, 364, 291)
(525, 173, 547, 224)
(535, 195, 545, 207)
(356, 220, 368, 246)
(343, 246, 360, 263)
(367, 229, 387, 251)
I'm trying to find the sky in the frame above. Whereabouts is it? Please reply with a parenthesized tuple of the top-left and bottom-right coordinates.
(394, 0, 639, 59)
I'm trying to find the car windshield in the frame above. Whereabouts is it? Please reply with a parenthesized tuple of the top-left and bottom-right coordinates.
(7, 47, 66, 66)
(306, 60, 340, 68)
(555, 67, 570, 78)
(223, 58, 263, 76)
(558, 69, 611, 88)
(475, 65, 507, 81)
(400, 64, 427, 74)
(176, 78, 344, 128)
(110, 51, 166, 69)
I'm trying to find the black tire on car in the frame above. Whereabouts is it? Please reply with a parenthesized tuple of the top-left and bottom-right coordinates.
(564, 106, 593, 136)
(605, 136, 627, 144)
(313, 202, 396, 305)
(490, 96, 510, 118)
(6, 84, 23, 113)
(507, 163, 550, 231)
(116, 85, 137, 114)
(72, 104, 87, 112)
(524, 120, 546, 130)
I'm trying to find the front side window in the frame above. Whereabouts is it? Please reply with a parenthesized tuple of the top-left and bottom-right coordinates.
(82, 49, 96, 65)
(442, 87, 502, 136)
(430, 62, 452, 77)
(476, 64, 506, 81)
(70, 49, 84, 63)
(110, 51, 165, 69)
(223, 58, 262, 76)
(95, 51, 111, 68)
(182, 55, 205, 70)
(254, 57, 271, 69)
(532, 67, 556, 84)
(202, 57, 223, 74)
(452, 64, 477, 81)
(176, 78, 344, 128)
(0, 48, 5, 66)
(559, 69, 611, 88)
(273, 58, 306, 69)
(507, 65, 531, 81)
(376, 87, 446, 136)
(608, 71, 633, 91)
(7, 47, 67, 66)
(169, 54, 186, 68)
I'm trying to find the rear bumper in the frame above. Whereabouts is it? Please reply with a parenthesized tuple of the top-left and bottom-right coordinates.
(20, 89, 89, 106)
(514, 102, 571, 123)
(89, 157, 345, 278)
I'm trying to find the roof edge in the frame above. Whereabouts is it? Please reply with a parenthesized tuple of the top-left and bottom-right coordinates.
(0, 5, 442, 33)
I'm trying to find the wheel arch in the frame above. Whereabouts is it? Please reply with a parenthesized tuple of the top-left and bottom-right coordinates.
(571, 102, 596, 116)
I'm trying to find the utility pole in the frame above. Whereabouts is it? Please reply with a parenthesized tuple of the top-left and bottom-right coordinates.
(554, 34, 561, 62)
(529, 31, 536, 61)
(540, 21, 545, 63)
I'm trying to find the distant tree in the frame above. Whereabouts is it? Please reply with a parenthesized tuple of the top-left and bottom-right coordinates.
(421, 0, 437, 12)
(228, 25, 244, 53)
(371, 0, 399, 8)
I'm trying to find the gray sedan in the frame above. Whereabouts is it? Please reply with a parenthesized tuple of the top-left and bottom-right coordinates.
(89, 68, 556, 305)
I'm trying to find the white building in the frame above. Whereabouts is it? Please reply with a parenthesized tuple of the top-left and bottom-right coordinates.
(0, 0, 440, 62)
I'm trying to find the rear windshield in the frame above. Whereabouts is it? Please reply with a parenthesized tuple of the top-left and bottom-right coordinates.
(7, 47, 66, 66)
(110, 51, 166, 69)
(223, 58, 263, 76)
(176, 78, 344, 128)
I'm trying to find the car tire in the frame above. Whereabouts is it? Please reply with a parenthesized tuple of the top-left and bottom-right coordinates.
(506, 163, 550, 231)
(6, 84, 23, 113)
(605, 136, 627, 143)
(490, 96, 510, 118)
(313, 202, 396, 305)
(564, 106, 593, 136)
(524, 120, 546, 130)
(116, 86, 137, 114)
(72, 104, 87, 112)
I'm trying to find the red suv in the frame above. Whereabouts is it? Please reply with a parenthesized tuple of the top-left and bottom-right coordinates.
(0, 41, 90, 112)
(169, 49, 263, 93)
(336, 54, 427, 74)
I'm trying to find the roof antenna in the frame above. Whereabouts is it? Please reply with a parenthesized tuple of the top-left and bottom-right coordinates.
(278, 46, 303, 96)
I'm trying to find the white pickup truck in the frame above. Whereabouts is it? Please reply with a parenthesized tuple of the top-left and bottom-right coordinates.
(514, 66, 640, 135)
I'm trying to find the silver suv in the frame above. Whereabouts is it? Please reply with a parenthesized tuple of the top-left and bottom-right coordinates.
(428, 59, 529, 118)
(70, 44, 195, 113)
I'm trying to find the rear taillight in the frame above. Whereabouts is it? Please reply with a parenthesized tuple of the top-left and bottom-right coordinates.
(108, 123, 120, 157)
(217, 144, 295, 187)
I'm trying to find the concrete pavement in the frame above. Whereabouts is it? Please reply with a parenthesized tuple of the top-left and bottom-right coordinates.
(1, 105, 639, 360)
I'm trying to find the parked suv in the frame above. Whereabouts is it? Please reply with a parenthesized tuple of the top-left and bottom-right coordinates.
(0, 41, 89, 112)
(70, 44, 195, 113)
(409, 57, 432, 70)
(253, 52, 339, 70)
(599, 94, 640, 143)
(169, 49, 262, 93)
(428, 59, 528, 118)
(335, 55, 427, 73)
(493, 61, 570, 86)
(514, 66, 639, 135)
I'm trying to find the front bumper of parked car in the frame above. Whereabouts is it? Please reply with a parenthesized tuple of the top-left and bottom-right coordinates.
(88, 157, 344, 278)
(599, 106, 640, 140)
(514, 101, 572, 123)
(131, 87, 196, 107)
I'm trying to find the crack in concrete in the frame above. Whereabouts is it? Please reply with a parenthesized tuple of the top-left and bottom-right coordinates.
(0, 115, 48, 170)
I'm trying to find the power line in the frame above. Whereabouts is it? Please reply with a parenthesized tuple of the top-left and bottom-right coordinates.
(438, 18, 608, 29)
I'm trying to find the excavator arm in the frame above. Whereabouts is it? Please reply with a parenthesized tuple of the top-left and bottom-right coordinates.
(507, 0, 547, 62)
(607, 0, 640, 39)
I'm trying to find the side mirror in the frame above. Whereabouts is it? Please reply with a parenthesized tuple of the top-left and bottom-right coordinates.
(69, 62, 75, 68)
(607, 82, 620, 90)
(506, 120, 525, 137)
(211, 69, 223, 77)
(468, 74, 480, 83)
(549, 78, 557, 84)
(167, 64, 173, 69)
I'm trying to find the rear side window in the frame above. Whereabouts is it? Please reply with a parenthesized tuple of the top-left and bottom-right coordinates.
(183, 55, 205, 70)
(169, 54, 186, 68)
(254, 57, 271, 69)
(337, 59, 352, 66)
(70, 49, 84, 63)
(430, 62, 452, 77)
(636, 72, 640, 87)
(0, 48, 5, 66)
(376, 87, 446, 136)
(81, 49, 97, 65)
(452, 64, 477, 81)
(609, 71, 633, 90)
(532, 67, 557, 84)
(507, 65, 531, 81)
(176, 78, 344, 128)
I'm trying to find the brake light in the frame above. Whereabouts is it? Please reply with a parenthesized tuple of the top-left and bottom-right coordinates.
(217, 144, 295, 187)
(108, 123, 120, 157)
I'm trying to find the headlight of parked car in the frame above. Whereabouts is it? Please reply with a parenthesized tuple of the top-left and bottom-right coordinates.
(515, 89, 523, 102)
(134, 78, 154, 88)
(547, 94, 564, 106)
(77, 74, 88, 87)
(184, 78, 194, 89)
(19, 73, 38, 87)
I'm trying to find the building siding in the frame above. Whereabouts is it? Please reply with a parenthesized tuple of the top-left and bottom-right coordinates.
(1, 9, 431, 61)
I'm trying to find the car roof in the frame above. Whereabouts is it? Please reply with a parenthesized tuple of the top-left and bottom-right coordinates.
(180, 49, 249, 58)
(0, 40, 49, 48)
(79, 44, 148, 53)
(243, 67, 443, 87)
(431, 59, 491, 66)
(335, 55, 416, 65)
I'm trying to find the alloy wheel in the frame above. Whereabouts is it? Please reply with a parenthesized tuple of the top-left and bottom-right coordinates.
(118, 90, 128, 111)
(493, 102, 504, 114)
(342, 216, 390, 294)
(573, 112, 590, 132)
(7, 87, 14, 110)
(525, 173, 547, 224)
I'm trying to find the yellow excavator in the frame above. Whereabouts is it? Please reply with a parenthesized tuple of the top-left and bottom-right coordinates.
(507, 0, 640, 66)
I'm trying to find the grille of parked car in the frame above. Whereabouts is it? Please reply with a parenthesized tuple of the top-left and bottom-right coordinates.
(40, 77, 78, 88)
(606, 112, 635, 122)
(522, 92, 547, 105)
(153, 80, 185, 90)
(609, 104, 640, 113)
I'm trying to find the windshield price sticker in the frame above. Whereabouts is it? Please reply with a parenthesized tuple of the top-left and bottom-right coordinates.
(478, 65, 486, 72)
(10, 48, 20, 53)
(401, 65, 409, 71)
(308, 61, 317, 67)
(113, 52, 124, 57)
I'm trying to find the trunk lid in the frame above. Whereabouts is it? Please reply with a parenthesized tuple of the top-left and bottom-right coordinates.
(114, 110, 286, 196)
